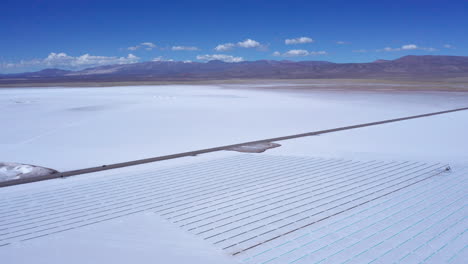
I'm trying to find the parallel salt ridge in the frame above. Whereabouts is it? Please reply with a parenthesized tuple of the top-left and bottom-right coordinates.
(0, 154, 466, 264)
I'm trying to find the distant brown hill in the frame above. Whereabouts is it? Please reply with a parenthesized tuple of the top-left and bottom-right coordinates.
(1, 55, 468, 84)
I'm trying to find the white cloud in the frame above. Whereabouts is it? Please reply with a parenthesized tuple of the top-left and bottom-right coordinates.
(214, 39, 263, 51)
(380, 44, 436, 52)
(214, 43, 235, 51)
(309, 51, 327, 55)
(45, 53, 140, 67)
(1, 52, 140, 71)
(141, 42, 156, 50)
(171, 46, 199, 51)
(0, 62, 22, 69)
(352, 49, 368, 53)
(401, 44, 418, 50)
(336, 41, 350, 45)
(237, 39, 261, 48)
(152, 56, 174, 62)
(382, 47, 400, 52)
(285, 37, 314, 45)
(128, 42, 156, 51)
(423, 47, 437, 52)
(273, 49, 327, 57)
(196, 54, 244, 62)
(444, 44, 455, 49)
(284, 50, 305, 56)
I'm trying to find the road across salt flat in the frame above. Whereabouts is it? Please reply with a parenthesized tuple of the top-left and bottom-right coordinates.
(2, 106, 467, 187)
(2, 85, 468, 174)
(1, 154, 466, 264)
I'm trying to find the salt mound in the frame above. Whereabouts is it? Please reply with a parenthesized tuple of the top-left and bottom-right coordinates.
(0, 162, 58, 182)
(226, 142, 281, 153)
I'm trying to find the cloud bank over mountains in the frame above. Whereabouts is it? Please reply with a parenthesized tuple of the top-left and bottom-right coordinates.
(1, 53, 140, 71)
(0, 36, 453, 73)
(273, 49, 327, 57)
(379, 44, 436, 52)
(196, 54, 244, 62)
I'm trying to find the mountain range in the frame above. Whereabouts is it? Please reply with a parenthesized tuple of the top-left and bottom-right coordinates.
(1, 55, 468, 84)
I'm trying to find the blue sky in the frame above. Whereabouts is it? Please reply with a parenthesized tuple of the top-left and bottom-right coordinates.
(1, 0, 467, 73)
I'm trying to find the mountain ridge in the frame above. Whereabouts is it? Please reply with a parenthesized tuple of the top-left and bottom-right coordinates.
(1, 55, 467, 84)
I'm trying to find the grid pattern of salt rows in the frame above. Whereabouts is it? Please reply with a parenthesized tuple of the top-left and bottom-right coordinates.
(0, 154, 466, 264)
